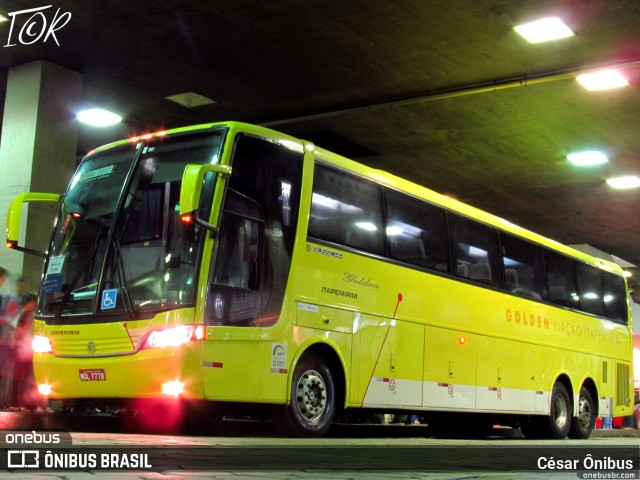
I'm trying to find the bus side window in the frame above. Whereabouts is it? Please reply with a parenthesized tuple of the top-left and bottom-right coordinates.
(544, 250, 579, 309)
(500, 232, 546, 300)
(213, 212, 260, 290)
(309, 164, 384, 256)
(575, 263, 605, 316)
(601, 270, 628, 323)
(385, 189, 449, 272)
(449, 214, 503, 288)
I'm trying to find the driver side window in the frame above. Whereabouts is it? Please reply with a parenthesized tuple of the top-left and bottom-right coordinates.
(213, 195, 261, 290)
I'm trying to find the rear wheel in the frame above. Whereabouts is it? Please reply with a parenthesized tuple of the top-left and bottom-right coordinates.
(522, 382, 572, 439)
(569, 387, 595, 439)
(279, 353, 336, 437)
(549, 383, 572, 439)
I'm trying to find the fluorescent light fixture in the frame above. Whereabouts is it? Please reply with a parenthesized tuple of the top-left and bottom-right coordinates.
(165, 91, 216, 108)
(567, 151, 608, 167)
(576, 70, 629, 91)
(77, 108, 123, 127)
(355, 222, 377, 231)
(514, 17, 574, 43)
(606, 176, 640, 189)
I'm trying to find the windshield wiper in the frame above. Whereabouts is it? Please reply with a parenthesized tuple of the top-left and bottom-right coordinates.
(109, 237, 135, 316)
(55, 219, 106, 317)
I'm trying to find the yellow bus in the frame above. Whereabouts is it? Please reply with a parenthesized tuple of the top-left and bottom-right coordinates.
(6, 122, 633, 438)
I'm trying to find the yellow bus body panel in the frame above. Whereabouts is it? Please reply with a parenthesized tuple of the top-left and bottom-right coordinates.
(29, 122, 633, 420)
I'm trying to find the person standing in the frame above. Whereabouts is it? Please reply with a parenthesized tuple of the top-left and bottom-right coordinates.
(10, 294, 39, 410)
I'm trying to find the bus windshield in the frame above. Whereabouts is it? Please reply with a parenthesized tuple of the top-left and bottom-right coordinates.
(39, 130, 225, 319)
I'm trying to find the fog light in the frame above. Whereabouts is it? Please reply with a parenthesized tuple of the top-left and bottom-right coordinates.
(161, 380, 184, 396)
(38, 384, 52, 396)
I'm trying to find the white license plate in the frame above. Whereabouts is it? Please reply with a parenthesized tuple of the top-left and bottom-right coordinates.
(78, 368, 106, 382)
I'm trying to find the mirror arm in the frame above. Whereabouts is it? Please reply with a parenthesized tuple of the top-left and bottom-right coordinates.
(9, 244, 46, 258)
(195, 217, 219, 238)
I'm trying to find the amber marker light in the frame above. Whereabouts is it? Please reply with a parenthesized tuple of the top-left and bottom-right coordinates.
(194, 325, 205, 340)
(458, 336, 466, 344)
(161, 380, 185, 396)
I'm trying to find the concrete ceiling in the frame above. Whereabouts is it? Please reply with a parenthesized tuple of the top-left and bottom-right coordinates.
(1, 0, 639, 297)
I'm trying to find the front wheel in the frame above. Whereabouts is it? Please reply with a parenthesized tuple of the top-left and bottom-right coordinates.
(569, 387, 595, 439)
(278, 353, 336, 437)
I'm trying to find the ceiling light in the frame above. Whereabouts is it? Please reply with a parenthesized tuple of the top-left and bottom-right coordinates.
(165, 92, 216, 108)
(77, 108, 123, 127)
(606, 176, 640, 189)
(514, 17, 574, 43)
(577, 70, 629, 91)
(567, 151, 608, 167)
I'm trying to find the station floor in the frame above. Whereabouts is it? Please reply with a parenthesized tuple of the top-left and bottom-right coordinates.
(0, 411, 638, 480)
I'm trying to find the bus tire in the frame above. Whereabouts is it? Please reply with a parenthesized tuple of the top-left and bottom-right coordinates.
(280, 353, 336, 437)
(569, 387, 595, 439)
(522, 382, 572, 439)
(547, 382, 572, 439)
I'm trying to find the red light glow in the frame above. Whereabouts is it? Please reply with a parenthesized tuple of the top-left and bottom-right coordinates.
(180, 214, 193, 224)
(32, 335, 53, 353)
(37, 384, 52, 396)
(146, 325, 194, 349)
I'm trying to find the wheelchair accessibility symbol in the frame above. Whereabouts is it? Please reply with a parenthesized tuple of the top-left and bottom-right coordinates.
(101, 289, 118, 310)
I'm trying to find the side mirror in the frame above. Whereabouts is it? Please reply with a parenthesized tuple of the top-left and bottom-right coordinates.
(179, 164, 232, 237)
(179, 163, 232, 215)
(6, 192, 61, 257)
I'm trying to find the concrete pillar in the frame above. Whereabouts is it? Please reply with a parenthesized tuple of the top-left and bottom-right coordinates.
(0, 61, 81, 294)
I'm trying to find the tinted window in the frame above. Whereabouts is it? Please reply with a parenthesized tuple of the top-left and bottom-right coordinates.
(544, 250, 579, 309)
(385, 190, 449, 272)
(601, 271, 628, 323)
(206, 136, 302, 327)
(500, 233, 547, 300)
(575, 263, 605, 315)
(449, 215, 503, 288)
(309, 164, 384, 255)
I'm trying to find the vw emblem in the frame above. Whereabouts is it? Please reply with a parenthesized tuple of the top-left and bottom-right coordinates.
(87, 341, 96, 353)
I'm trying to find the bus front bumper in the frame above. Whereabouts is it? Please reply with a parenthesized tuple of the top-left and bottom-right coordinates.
(32, 343, 205, 400)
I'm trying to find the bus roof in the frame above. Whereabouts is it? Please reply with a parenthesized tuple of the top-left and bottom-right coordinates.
(88, 121, 624, 276)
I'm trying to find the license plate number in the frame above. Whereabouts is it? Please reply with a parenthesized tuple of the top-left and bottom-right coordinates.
(79, 369, 106, 382)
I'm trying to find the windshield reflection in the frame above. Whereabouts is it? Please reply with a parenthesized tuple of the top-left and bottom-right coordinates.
(39, 131, 225, 319)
